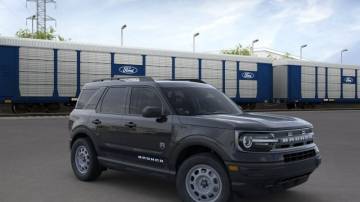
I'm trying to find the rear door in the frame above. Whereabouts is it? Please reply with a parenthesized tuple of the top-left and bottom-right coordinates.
(91, 86, 130, 158)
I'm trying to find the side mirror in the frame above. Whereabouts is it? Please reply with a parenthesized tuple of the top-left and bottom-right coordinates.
(142, 106, 162, 118)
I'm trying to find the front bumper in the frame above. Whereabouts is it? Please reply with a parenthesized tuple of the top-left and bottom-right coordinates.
(226, 153, 321, 191)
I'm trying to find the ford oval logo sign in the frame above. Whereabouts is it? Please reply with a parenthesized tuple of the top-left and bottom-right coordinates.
(344, 77, 354, 83)
(119, 66, 138, 75)
(241, 72, 255, 79)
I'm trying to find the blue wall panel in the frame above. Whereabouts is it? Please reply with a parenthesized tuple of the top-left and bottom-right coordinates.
(171, 57, 175, 80)
(236, 61, 240, 99)
(198, 59, 202, 80)
(315, 66, 318, 99)
(53, 49, 59, 97)
(257, 63, 273, 102)
(76, 50, 81, 97)
(340, 68, 344, 99)
(356, 69, 358, 99)
(287, 65, 301, 102)
(222, 60, 226, 93)
(0, 46, 20, 100)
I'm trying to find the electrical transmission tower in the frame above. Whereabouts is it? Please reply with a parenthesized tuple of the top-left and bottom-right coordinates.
(26, 0, 56, 33)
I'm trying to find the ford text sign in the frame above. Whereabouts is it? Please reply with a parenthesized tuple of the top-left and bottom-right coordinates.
(112, 64, 145, 76)
(239, 70, 257, 80)
(342, 76, 356, 84)
(119, 66, 138, 74)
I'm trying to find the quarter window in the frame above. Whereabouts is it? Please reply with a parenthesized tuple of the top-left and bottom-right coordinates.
(76, 89, 96, 109)
(129, 87, 162, 115)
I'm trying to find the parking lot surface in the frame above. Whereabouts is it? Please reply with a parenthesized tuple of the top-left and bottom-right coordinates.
(0, 110, 359, 202)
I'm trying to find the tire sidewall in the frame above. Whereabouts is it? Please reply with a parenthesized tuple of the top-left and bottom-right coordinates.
(71, 138, 101, 181)
(176, 153, 231, 202)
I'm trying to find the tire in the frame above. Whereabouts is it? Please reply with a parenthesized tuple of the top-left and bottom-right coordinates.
(176, 153, 231, 202)
(71, 138, 102, 181)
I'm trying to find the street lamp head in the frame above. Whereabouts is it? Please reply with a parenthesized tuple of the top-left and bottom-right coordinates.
(341, 49, 348, 53)
(121, 24, 127, 30)
(252, 39, 259, 43)
(301, 44, 308, 48)
(193, 32, 200, 37)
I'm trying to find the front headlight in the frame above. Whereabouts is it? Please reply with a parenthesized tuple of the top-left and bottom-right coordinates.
(235, 131, 278, 152)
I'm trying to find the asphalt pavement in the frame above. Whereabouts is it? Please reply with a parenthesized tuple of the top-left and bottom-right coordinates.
(0, 110, 359, 202)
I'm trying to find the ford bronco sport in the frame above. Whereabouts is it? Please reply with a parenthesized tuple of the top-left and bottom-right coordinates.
(69, 76, 321, 202)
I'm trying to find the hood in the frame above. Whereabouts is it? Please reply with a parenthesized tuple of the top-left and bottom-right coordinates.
(178, 112, 312, 131)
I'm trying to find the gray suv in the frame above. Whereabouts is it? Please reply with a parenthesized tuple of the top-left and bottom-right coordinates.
(69, 76, 321, 202)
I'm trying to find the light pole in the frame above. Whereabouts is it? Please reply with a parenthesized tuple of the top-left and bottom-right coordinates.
(193, 32, 200, 53)
(121, 24, 127, 46)
(300, 44, 308, 60)
(251, 39, 259, 55)
(341, 49, 348, 64)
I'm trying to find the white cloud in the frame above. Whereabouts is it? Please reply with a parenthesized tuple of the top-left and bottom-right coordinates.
(296, 0, 334, 24)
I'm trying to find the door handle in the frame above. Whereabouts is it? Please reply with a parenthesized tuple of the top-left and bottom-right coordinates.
(124, 122, 136, 128)
(92, 119, 102, 125)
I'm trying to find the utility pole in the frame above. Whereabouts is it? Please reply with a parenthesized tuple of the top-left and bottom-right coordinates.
(26, 0, 56, 33)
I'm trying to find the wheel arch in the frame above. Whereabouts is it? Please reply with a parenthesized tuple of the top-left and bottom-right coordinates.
(170, 136, 231, 172)
(70, 126, 99, 152)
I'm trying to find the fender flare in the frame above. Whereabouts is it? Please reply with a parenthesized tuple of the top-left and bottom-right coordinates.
(70, 126, 100, 152)
(168, 135, 231, 171)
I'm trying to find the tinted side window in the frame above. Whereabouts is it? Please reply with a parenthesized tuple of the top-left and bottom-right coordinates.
(85, 88, 105, 109)
(100, 87, 128, 114)
(129, 87, 162, 115)
(76, 89, 96, 109)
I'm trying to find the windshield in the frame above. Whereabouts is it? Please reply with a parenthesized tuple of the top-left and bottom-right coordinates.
(161, 86, 242, 116)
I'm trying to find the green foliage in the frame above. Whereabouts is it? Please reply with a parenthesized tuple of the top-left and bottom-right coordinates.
(16, 27, 65, 41)
(283, 52, 291, 59)
(221, 44, 251, 56)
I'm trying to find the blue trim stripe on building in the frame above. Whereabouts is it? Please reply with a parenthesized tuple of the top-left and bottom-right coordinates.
(76, 50, 81, 97)
(110, 52, 115, 77)
(222, 60, 226, 93)
(315, 66, 318, 99)
(198, 59, 202, 80)
(236, 61, 240, 99)
(53, 49, 59, 97)
(142, 55, 146, 75)
(171, 57, 175, 80)
(325, 67, 328, 99)
(340, 68, 343, 99)
(356, 69, 358, 99)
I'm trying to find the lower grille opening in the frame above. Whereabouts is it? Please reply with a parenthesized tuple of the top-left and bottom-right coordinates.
(283, 149, 316, 162)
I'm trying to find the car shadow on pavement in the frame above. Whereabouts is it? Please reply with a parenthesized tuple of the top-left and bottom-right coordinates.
(91, 170, 180, 201)
(233, 189, 323, 202)
(68, 169, 324, 202)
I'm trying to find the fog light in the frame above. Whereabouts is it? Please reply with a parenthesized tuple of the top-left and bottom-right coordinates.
(228, 165, 239, 172)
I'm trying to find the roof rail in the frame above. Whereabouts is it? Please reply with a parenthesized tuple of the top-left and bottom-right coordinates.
(169, 79, 207, 84)
(93, 76, 155, 82)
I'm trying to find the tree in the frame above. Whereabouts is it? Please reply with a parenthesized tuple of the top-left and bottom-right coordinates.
(221, 44, 251, 56)
(283, 52, 291, 59)
(16, 27, 65, 41)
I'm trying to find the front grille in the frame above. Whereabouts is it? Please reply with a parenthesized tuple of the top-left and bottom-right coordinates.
(273, 128, 314, 150)
(283, 149, 316, 162)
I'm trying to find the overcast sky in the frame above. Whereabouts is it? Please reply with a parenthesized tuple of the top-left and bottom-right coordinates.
(1, 0, 360, 64)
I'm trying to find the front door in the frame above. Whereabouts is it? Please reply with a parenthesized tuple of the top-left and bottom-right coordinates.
(120, 86, 173, 168)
